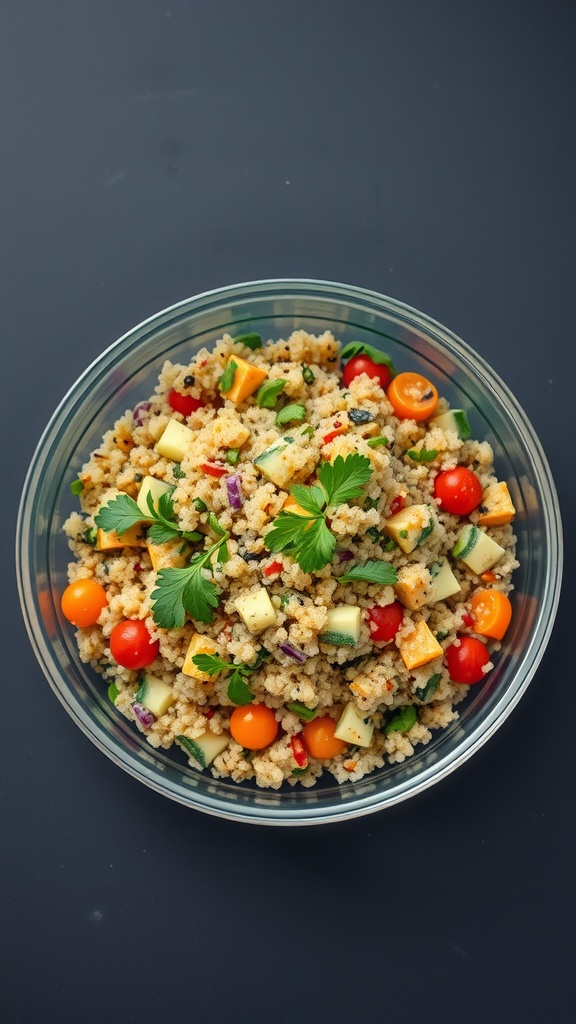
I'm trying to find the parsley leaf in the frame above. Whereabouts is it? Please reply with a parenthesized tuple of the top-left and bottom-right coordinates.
(256, 378, 286, 408)
(190, 653, 232, 675)
(384, 705, 417, 734)
(150, 531, 230, 627)
(70, 478, 84, 496)
(227, 670, 253, 706)
(275, 403, 307, 427)
(190, 650, 269, 706)
(286, 701, 319, 721)
(406, 448, 439, 463)
(318, 453, 372, 507)
(339, 560, 398, 585)
(415, 673, 442, 702)
(219, 359, 238, 393)
(95, 493, 147, 535)
(234, 332, 262, 350)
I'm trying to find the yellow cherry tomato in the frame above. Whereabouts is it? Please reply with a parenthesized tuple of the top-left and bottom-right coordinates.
(61, 578, 108, 627)
(229, 704, 279, 750)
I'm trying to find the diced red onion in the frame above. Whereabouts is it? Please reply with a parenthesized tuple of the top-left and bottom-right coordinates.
(133, 401, 152, 425)
(132, 702, 156, 728)
(338, 550, 354, 562)
(225, 474, 244, 510)
(278, 643, 307, 663)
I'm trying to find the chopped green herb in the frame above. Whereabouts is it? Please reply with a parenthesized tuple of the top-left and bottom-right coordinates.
(435, 629, 449, 641)
(367, 436, 389, 449)
(107, 682, 119, 704)
(406, 448, 439, 463)
(384, 705, 418, 734)
(256, 378, 286, 408)
(302, 365, 316, 384)
(286, 701, 319, 722)
(234, 332, 262, 350)
(364, 496, 379, 510)
(399, 529, 408, 539)
(340, 343, 396, 377)
(219, 359, 238, 394)
(366, 526, 382, 543)
(301, 425, 314, 438)
(190, 651, 261, 706)
(275, 403, 307, 427)
(172, 463, 186, 479)
(339, 560, 398, 585)
(291, 767, 308, 777)
(70, 479, 84, 496)
(415, 673, 442, 702)
(83, 526, 97, 546)
(227, 671, 253, 706)
(264, 454, 373, 573)
(225, 448, 240, 466)
(208, 511, 227, 538)
(194, 497, 207, 512)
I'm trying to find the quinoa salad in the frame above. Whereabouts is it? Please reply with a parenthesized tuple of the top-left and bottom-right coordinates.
(62, 329, 519, 790)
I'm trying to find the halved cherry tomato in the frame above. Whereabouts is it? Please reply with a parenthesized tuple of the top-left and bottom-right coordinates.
(444, 636, 491, 684)
(470, 589, 512, 641)
(302, 715, 347, 759)
(61, 578, 108, 627)
(342, 355, 392, 390)
(110, 619, 160, 669)
(434, 466, 483, 516)
(388, 494, 406, 516)
(367, 601, 404, 643)
(386, 372, 438, 421)
(229, 704, 279, 750)
(167, 389, 204, 416)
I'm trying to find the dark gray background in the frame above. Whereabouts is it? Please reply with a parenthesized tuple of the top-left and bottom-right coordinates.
(3, 2, 574, 1022)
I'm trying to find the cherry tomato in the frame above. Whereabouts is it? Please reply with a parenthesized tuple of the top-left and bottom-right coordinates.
(444, 636, 491, 684)
(302, 716, 347, 759)
(367, 601, 404, 643)
(167, 388, 204, 416)
(389, 494, 405, 517)
(61, 578, 108, 627)
(386, 372, 438, 421)
(434, 466, 483, 516)
(229, 704, 279, 750)
(110, 619, 160, 669)
(342, 355, 392, 390)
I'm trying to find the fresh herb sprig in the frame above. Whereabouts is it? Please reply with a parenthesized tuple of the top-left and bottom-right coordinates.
(94, 491, 202, 546)
(191, 649, 269, 706)
(265, 454, 373, 573)
(339, 560, 398, 585)
(406, 448, 438, 463)
(150, 530, 230, 627)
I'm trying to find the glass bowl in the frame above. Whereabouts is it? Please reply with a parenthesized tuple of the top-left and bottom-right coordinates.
(16, 280, 562, 825)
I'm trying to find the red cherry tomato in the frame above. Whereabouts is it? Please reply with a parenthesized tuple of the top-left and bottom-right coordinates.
(444, 636, 491, 684)
(367, 601, 404, 643)
(342, 355, 392, 390)
(167, 388, 204, 416)
(110, 619, 159, 669)
(433, 466, 483, 516)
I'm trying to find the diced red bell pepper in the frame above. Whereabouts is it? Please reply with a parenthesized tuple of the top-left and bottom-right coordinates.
(167, 389, 205, 416)
(263, 560, 283, 577)
(322, 423, 348, 445)
(290, 735, 309, 768)
(200, 462, 228, 478)
(389, 494, 405, 516)
(462, 612, 475, 628)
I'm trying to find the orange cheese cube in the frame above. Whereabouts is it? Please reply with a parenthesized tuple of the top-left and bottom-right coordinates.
(283, 494, 309, 516)
(398, 619, 443, 670)
(146, 537, 191, 572)
(222, 356, 268, 404)
(477, 482, 516, 527)
(96, 523, 145, 551)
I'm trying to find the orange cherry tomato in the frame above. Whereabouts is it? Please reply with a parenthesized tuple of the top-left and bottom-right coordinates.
(470, 589, 512, 640)
(386, 371, 438, 421)
(302, 715, 347, 759)
(61, 578, 108, 627)
(229, 704, 279, 750)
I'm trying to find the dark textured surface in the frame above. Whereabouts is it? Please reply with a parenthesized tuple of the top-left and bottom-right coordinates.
(3, 3, 574, 1022)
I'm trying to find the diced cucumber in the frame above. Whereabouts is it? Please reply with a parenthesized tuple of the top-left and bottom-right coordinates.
(319, 605, 361, 645)
(452, 524, 505, 574)
(429, 558, 461, 602)
(136, 475, 173, 517)
(234, 588, 278, 633)
(177, 732, 230, 769)
(430, 409, 471, 440)
(136, 674, 174, 717)
(334, 704, 374, 747)
(156, 419, 194, 461)
(253, 436, 296, 488)
(384, 504, 434, 554)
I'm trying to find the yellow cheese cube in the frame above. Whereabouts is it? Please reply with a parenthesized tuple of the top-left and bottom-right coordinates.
(394, 564, 432, 611)
(156, 419, 195, 461)
(146, 537, 191, 572)
(182, 633, 222, 680)
(384, 504, 433, 554)
(222, 356, 268, 404)
(398, 620, 443, 670)
(207, 411, 251, 450)
(477, 482, 516, 527)
(137, 476, 173, 517)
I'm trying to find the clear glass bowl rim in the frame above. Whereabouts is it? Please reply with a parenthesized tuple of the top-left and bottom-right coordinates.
(15, 278, 563, 825)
